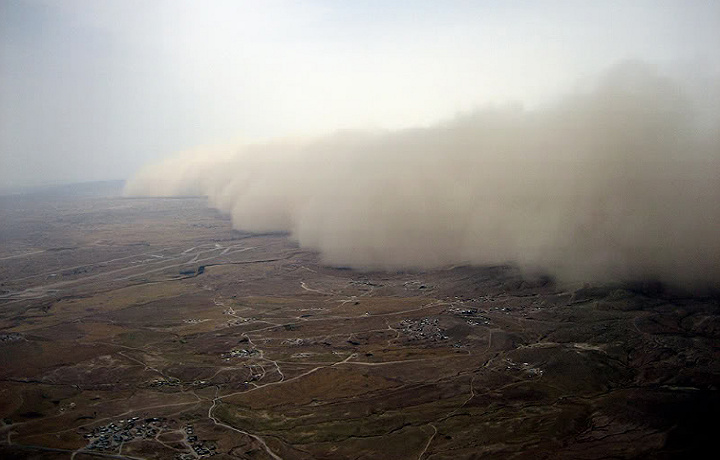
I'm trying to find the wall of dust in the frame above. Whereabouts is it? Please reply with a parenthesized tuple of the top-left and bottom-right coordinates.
(124, 61, 720, 288)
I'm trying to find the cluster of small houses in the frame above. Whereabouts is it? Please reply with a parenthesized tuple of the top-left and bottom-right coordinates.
(181, 424, 217, 458)
(399, 318, 449, 342)
(82, 418, 217, 457)
(0, 332, 24, 343)
(350, 279, 381, 287)
(504, 358, 544, 377)
(149, 377, 181, 388)
(400, 308, 499, 347)
(183, 318, 210, 324)
(149, 378, 213, 389)
(83, 417, 164, 451)
(222, 307, 254, 327)
(222, 347, 259, 359)
(447, 306, 492, 326)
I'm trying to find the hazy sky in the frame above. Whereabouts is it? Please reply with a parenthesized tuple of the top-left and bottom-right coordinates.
(1, 0, 718, 189)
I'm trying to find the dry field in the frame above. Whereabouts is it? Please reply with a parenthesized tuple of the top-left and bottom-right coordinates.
(0, 183, 718, 459)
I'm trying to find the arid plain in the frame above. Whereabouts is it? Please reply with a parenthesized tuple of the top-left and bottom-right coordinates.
(0, 183, 718, 459)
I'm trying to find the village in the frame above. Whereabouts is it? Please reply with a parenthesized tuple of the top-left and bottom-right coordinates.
(81, 417, 217, 458)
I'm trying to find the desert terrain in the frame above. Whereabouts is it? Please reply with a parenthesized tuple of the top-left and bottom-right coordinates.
(0, 182, 718, 459)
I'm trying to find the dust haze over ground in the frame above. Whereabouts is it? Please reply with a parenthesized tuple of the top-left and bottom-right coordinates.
(124, 61, 720, 289)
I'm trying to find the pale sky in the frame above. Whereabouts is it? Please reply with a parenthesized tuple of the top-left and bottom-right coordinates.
(1, 0, 718, 189)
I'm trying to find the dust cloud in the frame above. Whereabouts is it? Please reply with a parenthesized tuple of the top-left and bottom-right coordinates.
(125, 61, 720, 288)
